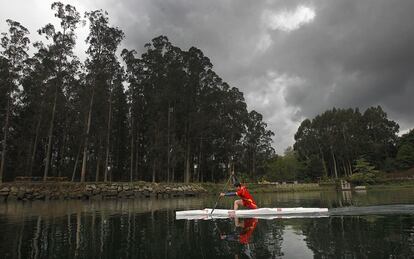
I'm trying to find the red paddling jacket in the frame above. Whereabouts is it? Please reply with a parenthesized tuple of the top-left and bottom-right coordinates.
(236, 186, 257, 209)
(225, 184, 258, 209)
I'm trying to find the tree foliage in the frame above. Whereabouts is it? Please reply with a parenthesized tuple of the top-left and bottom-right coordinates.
(0, 2, 274, 183)
(294, 107, 400, 180)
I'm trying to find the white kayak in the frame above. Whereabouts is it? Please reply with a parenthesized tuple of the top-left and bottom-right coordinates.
(176, 207, 329, 220)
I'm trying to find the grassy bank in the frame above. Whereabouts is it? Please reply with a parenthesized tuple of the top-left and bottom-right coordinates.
(365, 179, 414, 190)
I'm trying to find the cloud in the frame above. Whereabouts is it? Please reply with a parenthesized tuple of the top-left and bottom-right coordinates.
(1, 0, 414, 155)
(244, 71, 304, 153)
(263, 5, 316, 32)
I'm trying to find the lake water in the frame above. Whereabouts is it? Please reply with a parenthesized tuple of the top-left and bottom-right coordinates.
(1, 188, 414, 258)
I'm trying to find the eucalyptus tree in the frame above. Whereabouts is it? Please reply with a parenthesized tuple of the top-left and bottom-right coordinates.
(18, 48, 50, 177)
(0, 19, 30, 182)
(217, 83, 249, 175)
(182, 47, 213, 182)
(109, 69, 129, 181)
(122, 49, 142, 181)
(81, 9, 124, 182)
(294, 106, 399, 180)
(362, 106, 399, 168)
(139, 36, 174, 182)
(243, 110, 275, 177)
(37, 2, 81, 181)
(163, 45, 186, 182)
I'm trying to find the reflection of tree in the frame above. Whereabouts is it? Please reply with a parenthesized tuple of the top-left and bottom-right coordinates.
(32, 216, 41, 259)
(1, 199, 414, 258)
(302, 216, 414, 258)
(252, 219, 284, 258)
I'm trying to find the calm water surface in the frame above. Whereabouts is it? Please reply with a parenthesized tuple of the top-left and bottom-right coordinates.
(1, 188, 414, 258)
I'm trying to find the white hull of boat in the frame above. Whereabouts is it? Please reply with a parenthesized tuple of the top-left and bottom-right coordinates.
(176, 207, 329, 220)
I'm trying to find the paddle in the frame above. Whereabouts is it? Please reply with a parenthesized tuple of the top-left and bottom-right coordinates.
(210, 173, 233, 215)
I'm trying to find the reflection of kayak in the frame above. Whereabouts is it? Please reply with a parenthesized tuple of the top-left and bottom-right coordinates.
(176, 207, 328, 220)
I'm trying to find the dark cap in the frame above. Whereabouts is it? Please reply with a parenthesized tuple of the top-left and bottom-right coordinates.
(233, 182, 241, 187)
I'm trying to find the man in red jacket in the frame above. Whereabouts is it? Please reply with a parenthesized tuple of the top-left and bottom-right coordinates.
(220, 172, 258, 210)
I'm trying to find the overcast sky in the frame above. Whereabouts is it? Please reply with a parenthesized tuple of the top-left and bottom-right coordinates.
(1, 0, 413, 154)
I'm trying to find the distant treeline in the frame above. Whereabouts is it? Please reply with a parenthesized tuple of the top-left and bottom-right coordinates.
(0, 2, 275, 183)
(266, 106, 414, 182)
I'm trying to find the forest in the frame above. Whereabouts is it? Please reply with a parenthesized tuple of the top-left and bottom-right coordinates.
(266, 107, 414, 182)
(1, 3, 413, 184)
(0, 2, 275, 183)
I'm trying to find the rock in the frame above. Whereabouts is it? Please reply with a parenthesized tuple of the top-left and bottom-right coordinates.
(10, 186, 18, 194)
(0, 187, 10, 192)
(0, 182, 207, 201)
(92, 189, 101, 195)
(86, 184, 96, 191)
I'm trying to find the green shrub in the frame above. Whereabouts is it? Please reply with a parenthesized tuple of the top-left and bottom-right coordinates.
(348, 172, 385, 185)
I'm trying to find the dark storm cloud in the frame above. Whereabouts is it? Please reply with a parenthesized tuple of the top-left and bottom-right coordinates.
(1, 0, 413, 152)
(266, 0, 414, 124)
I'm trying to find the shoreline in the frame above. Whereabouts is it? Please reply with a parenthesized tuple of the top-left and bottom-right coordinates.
(1, 180, 413, 202)
(0, 182, 207, 202)
(0, 181, 327, 202)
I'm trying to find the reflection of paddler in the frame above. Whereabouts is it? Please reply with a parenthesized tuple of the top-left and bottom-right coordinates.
(220, 171, 258, 210)
(220, 218, 258, 245)
(238, 218, 258, 245)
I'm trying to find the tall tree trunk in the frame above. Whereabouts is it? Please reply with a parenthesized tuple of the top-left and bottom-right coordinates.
(43, 86, 59, 181)
(71, 144, 82, 182)
(152, 158, 156, 183)
(57, 130, 68, 177)
(348, 160, 353, 175)
(198, 137, 202, 182)
(104, 89, 113, 182)
(29, 111, 43, 177)
(135, 134, 139, 180)
(129, 117, 134, 182)
(211, 165, 214, 183)
(167, 106, 171, 183)
(81, 86, 95, 182)
(252, 150, 256, 177)
(330, 147, 338, 178)
(95, 150, 101, 182)
(318, 145, 328, 178)
(172, 167, 175, 183)
(342, 163, 347, 177)
(185, 141, 191, 183)
(0, 96, 10, 183)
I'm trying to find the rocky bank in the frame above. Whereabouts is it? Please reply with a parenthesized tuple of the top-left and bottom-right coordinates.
(0, 182, 207, 202)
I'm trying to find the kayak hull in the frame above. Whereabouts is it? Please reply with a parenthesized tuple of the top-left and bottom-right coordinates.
(176, 207, 329, 220)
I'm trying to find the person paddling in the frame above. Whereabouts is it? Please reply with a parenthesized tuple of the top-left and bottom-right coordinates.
(220, 172, 258, 210)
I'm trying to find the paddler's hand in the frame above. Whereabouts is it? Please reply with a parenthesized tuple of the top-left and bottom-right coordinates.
(220, 192, 225, 197)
